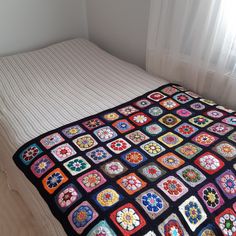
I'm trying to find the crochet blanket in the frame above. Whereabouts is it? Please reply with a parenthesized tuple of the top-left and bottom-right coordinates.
(13, 84, 236, 236)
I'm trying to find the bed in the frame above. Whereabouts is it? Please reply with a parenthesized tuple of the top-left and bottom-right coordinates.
(0, 39, 167, 235)
(1, 38, 236, 236)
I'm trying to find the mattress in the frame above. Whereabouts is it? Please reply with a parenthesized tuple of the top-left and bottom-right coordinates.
(0, 38, 167, 235)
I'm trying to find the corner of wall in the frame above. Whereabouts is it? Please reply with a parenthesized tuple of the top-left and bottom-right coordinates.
(81, 0, 89, 39)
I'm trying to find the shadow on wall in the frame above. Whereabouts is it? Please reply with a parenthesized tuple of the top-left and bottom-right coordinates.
(0, 0, 88, 57)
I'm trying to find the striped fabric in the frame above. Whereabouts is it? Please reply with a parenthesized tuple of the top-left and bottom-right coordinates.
(0, 39, 166, 235)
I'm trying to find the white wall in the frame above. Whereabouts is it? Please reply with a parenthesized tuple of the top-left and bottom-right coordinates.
(87, 0, 150, 68)
(0, 0, 88, 57)
(0, 0, 150, 68)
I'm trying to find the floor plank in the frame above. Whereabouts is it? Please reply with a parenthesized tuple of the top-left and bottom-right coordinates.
(0, 170, 42, 236)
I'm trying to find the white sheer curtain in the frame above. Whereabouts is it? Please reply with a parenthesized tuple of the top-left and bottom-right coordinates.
(146, 0, 236, 109)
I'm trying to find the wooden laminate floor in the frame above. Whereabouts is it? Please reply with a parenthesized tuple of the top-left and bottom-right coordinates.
(0, 170, 42, 236)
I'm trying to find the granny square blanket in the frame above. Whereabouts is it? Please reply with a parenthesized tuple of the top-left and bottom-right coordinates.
(13, 84, 236, 236)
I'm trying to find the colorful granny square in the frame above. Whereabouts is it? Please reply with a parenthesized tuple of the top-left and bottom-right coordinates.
(212, 141, 236, 161)
(176, 165, 206, 187)
(118, 105, 139, 116)
(107, 138, 131, 154)
(148, 91, 167, 102)
(157, 152, 185, 170)
(62, 125, 85, 138)
(204, 109, 225, 119)
(179, 196, 207, 232)
(207, 122, 233, 136)
(103, 112, 121, 122)
(134, 98, 152, 108)
(197, 225, 217, 236)
(175, 142, 202, 159)
(189, 115, 213, 128)
(136, 188, 169, 219)
(112, 119, 135, 134)
(92, 186, 123, 211)
(125, 130, 149, 144)
(191, 102, 205, 111)
(30, 155, 55, 178)
(100, 159, 127, 178)
(77, 170, 106, 193)
(200, 98, 216, 106)
(192, 132, 218, 147)
(197, 183, 224, 213)
(158, 213, 188, 236)
(194, 152, 225, 174)
(216, 105, 235, 113)
(215, 208, 236, 236)
(160, 98, 180, 110)
(185, 90, 199, 98)
(158, 132, 183, 148)
(233, 202, 236, 212)
(55, 184, 81, 212)
(175, 122, 198, 137)
(86, 147, 112, 164)
(173, 85, 186, 91)
(19, 144, 42, 165)
(157, 176, 188, 201)
(40, 133, 64, 149)
(117, 173, 147, 195)
(42, 168, 68, 194)
(93, 126, 117, 142)
(138, 162, 166, 182)
(82, 118, 104, 130)
(173, 93, 193, 104)
(222, 116, 236, 126)
(110, 203, 146, 235)
(190, 102, 205, 111)
(87, 220, 116, 236)
(73, 134, 98, 151)
(68, 201, 98, 234)
(216, 170, 236, 199)
(143, 231, 156, 236)
(51, 143, 76, 162)
(63, 156, 91, 176)
(176, 108, 192, 117)
(228, 131, 236, 143)
(140, 140, 166, 157)
(159, 114, 181, 128)
(161, 86, 179, 95)
(147, 106, 163, 117)
(121, 149, 147, 167)
(129, 112, 152, 126)
(143, 123, 164, 136)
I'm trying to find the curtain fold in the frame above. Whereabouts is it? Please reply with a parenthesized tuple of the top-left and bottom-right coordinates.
(146, 0, 236, 109)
